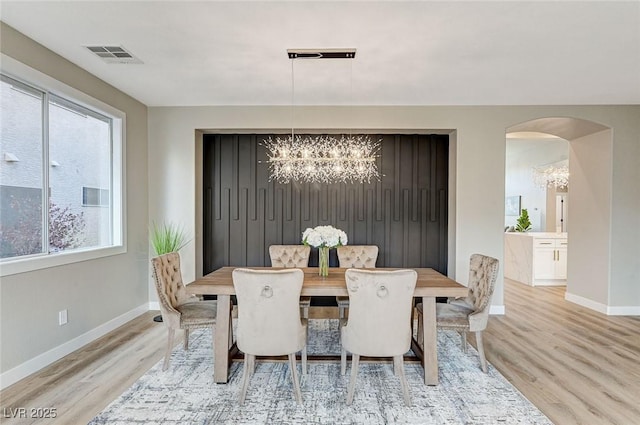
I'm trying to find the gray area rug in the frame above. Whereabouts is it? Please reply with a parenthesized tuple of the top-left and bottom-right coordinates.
(89, 319, 552, 424)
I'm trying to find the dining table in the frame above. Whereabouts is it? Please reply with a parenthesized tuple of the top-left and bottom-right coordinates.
(186, 266, 469, 386)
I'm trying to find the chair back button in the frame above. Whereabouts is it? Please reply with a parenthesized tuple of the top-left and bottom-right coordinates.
(377, 285, 388, 298)
(261, 285, 273, 298)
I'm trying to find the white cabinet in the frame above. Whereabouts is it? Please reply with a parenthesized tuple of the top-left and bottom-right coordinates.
(556, 240, 568, 279)
(505, 232, 568, 286)
(533, 241, 556, 279)
(533, 238, 568, 283)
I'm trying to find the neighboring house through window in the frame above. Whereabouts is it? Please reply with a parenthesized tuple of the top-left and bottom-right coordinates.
(0, 65, 124, 272)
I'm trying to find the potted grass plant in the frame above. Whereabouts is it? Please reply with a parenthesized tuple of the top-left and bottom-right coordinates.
(150, 221, 189, 256)
(150, 221, 189, 322)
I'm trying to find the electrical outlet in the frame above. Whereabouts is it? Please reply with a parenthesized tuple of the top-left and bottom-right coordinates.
(58, 309, 68, 326)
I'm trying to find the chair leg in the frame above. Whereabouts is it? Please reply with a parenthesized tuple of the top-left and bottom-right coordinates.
(394, 355, 411, 406)
(346, 354, 360, 405)
(340, 319, 347, 375)
(475, 331, 488, 373)
(183, 329, 190, 351)
(211, 327, 216, 376)
(339, 306, 346, 320)
(163, 327, 175, 371)
(228, 309, 234, 348)
(301, 345, 307, 376)
(417, 310, 424, 348)
(288, 353, 303, 405)
(239, 353, 254, 404)
(302, 306, 309, 319)
(460, 331, 467, 353)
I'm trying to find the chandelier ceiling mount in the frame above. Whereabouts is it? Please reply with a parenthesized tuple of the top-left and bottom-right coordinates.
(287, 48, 356, 59)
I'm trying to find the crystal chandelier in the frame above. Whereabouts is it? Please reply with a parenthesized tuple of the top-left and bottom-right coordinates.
(264, 48, 380, 184)
(264, 134, 380, 184)
(532, 164, 570, 188)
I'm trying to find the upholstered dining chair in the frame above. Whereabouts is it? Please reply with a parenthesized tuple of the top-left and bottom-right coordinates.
(340, 268, 417, 406)
(335, 245, 379, 319)
(151, 252, 227, 371)
(232, 268, 308, 405)
(416, 253, 499, 373)
(269, 245, 312, 319)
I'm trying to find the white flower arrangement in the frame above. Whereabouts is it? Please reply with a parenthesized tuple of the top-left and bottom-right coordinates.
(302, 225, 348, 249)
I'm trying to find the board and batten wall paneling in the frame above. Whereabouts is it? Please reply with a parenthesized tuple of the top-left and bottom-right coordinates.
(203, 134, 448, 274)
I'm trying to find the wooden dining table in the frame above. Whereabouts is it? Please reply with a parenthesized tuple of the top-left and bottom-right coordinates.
(186, 266, 468, 386)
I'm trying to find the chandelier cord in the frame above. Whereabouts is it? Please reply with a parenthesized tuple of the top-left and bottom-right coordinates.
(291, 58, 295, 141)
(349, 57, 353, 140)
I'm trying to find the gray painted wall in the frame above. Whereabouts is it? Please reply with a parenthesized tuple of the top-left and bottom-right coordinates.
(0, 23, 149, 374)
(567, 130, 611, 305)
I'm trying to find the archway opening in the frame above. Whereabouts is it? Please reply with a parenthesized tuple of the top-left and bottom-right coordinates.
(504, 117, 612, 313)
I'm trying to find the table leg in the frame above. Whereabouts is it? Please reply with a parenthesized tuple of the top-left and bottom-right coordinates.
(214, 295, 231, 383)
(422, 296, 438, 385)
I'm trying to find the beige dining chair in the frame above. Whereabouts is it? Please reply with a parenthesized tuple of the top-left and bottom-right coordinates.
(340, 268, 417, 406)
(336, 245, 379, 319)
(151, 252, 229, 371)
(232, 268, 308, 405)
(416, 253, 499, 373)
(269, 245, 312, 319)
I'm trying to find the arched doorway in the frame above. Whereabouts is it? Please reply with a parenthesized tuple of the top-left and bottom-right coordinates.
(504, 117, 613, 313)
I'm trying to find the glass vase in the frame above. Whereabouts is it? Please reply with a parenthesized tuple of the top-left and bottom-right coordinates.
(318, 246, 329, 277)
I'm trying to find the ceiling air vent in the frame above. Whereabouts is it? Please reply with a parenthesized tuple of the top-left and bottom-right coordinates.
(84, 45, 143, 64)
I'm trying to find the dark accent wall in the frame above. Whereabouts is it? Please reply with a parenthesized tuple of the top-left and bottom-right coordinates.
(203, 134, 448, 275)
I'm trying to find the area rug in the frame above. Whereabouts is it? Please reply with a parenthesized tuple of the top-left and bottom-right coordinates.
(89, 320, 552, 425)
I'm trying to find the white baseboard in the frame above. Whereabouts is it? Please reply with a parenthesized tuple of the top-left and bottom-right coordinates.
(490, 305, 505, 315)
(606, 305, 640, 316)
(565, 292, 608, 314)
(565, 292, 640, 316)
(532, 280, 567, 287)
(0, 304, 149, 390)
(149, 301, 160, 311)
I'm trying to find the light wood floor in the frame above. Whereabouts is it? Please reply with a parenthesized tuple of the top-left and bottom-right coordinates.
(0, 312, 167, 425)
(1, 280, 639, 425)
(484, 280, 640, 425)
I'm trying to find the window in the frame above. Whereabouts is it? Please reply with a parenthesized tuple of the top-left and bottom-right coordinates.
(82, 187, 110, 207)
(0, 76, 44, 258)
(0, 69, 124, 271)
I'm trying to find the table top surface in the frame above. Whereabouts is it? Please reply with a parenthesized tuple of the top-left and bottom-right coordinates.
(187, 267, 469, 298)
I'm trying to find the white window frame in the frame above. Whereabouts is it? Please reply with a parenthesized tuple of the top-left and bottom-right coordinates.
(0, 54, 126, 277)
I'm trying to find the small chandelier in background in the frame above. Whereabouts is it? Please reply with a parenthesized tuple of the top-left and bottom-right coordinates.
(264, 134, 380, 184)
(532, 164, 570, 189)
(264, 48, 381, 184)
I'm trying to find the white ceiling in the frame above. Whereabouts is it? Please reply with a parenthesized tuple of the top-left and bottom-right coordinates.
(1, 1, 639, 107)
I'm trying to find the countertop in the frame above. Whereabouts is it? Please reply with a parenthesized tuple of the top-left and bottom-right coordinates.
(505, 232, 568, 238)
